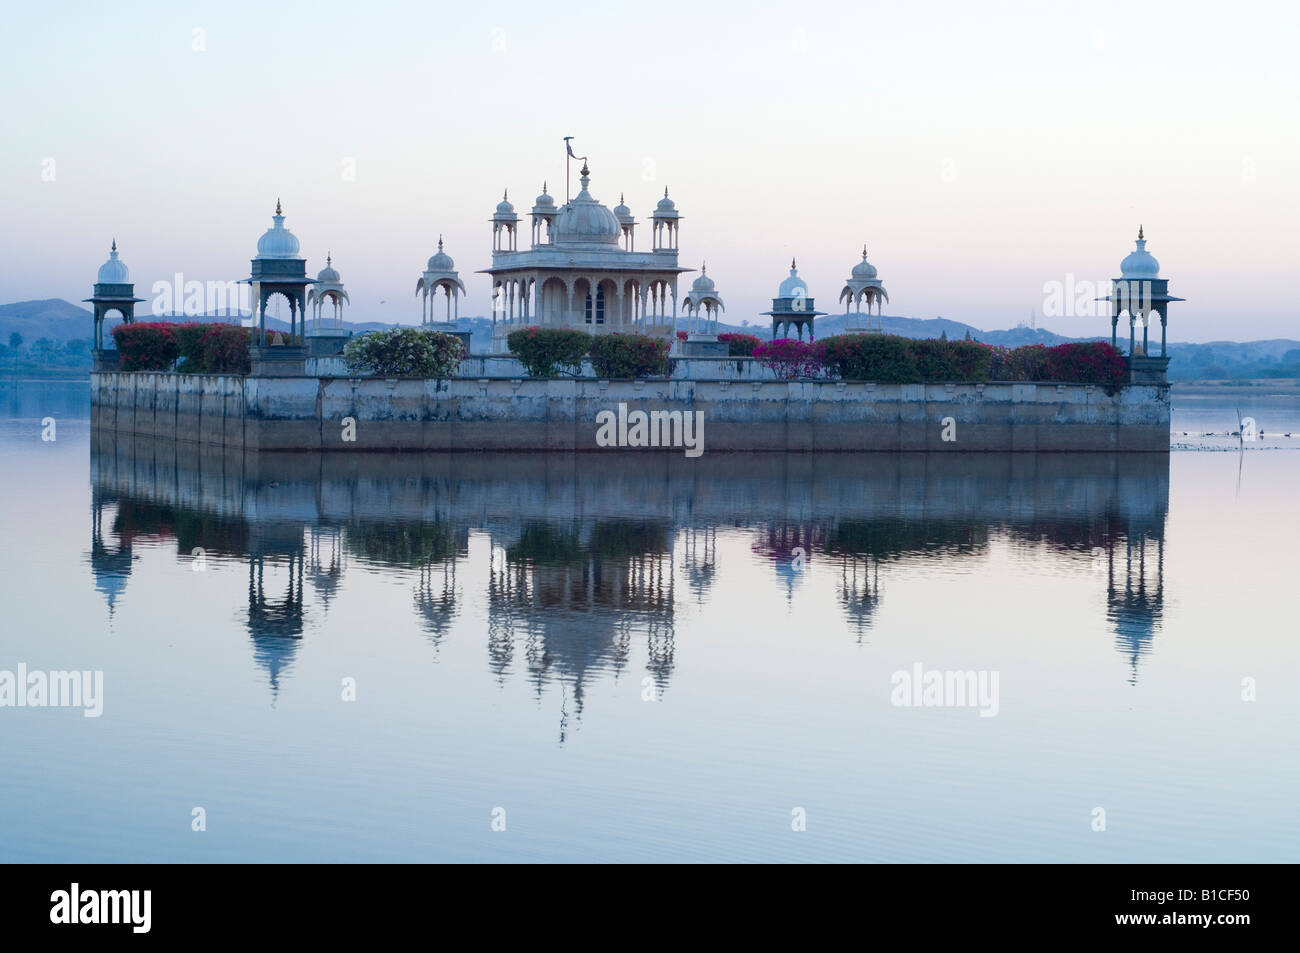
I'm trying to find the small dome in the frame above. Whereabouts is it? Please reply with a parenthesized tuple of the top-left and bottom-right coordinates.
(778, 259, 808, 298)
(316, 254, 340, 283)
(534, 183, 554, 207)
(495, 190, 516, 215)
(255, 200, 301, 259)
(691, 264, 715, 293)
(851, 247, 878, 280)
(553, 165, 620, 245)
(613, 192, 634, 224)
(97, 240, 129, 283)
(1120, 226, 1160, 279)
(656, 188, 676, 212)
(426, 236, 454, 271)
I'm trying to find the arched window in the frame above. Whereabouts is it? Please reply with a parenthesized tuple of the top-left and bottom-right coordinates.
(585, 286, 606, 325)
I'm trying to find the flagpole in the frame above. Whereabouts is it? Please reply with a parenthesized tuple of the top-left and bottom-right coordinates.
(563, 136, 572, 203)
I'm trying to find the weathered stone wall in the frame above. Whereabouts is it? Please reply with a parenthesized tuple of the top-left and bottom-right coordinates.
(91, 372, 1171, 452)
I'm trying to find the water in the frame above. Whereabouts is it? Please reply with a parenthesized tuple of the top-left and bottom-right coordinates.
(1, 380, 1297, 862)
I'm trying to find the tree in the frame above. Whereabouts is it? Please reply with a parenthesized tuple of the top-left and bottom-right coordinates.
(8, 332, 21, 351)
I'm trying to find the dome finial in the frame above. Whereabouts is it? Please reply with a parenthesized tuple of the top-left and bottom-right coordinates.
(438, 233, 443, 250)
(664, 187, 669, 198)
(580, 161, 589, 177)
(542, 181, 548, 194)
(702, 261, 707, 274)
(1138, 224, 1144, 240)
(791, 257, 797, 270)
(503, 188, 508, 201)
(111, 237, 117, 253)
(327, 251, 331, 266)
(275, 198, 282, 216)
(862, 245, 868, 259)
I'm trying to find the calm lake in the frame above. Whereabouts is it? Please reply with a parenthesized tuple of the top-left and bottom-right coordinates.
(1, 380, 1297, 862)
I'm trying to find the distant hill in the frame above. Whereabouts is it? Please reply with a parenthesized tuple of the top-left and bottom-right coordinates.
(1, 298, 1297, 382)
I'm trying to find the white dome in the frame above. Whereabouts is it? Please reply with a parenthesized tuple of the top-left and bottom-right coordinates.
(256, 200, 301, 259)
(1120, 227, 1160, 279)
(613, 193, 634, 224)
(316, 255, 340, 282)
(534, 184, 554, 207)
(851, 247, 878, 280)
(656, 188, 676, 212)
(97, 240, 129, 283)
(426, 237, 454, 271)
(553, 166, 620, 245)
(691, 265, 715, 293)
(778, 260, 808, 297)
(495, 190, 516, 216)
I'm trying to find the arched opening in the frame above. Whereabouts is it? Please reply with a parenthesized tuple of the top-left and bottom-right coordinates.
(585, 285, 606, 325)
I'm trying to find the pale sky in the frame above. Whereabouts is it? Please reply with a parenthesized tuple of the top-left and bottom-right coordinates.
(2, 0, 1297, 342)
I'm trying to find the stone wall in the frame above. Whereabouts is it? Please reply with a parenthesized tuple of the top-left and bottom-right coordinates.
(91, 372, 1171, 452)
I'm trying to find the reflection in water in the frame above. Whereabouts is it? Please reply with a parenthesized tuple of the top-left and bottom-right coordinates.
(87, 437, 1170, 717)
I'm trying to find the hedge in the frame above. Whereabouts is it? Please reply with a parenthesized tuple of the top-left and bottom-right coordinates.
(342, 328, 465, 378)
(507, 327, 592, 377)
(820, 335, 1127, 388)
(718, 332, 762, 357)
(588, 333, 670, 378)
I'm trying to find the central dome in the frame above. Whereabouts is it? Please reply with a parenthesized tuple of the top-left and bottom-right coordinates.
(426, 237, 454, 271)
(553, 166, 621, 245)
(256, 200, 301, 259)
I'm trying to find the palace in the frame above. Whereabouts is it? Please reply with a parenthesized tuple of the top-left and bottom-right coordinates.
(479, 162, 692, 353)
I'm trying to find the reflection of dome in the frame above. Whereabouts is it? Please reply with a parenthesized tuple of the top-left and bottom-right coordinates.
(1120, 226, 1160, 279)
(97, 240, 130, 283)
(554, 165, 621, 245)
(427, 237, 454, 271)
(851, 248, 878, 280)
(255, 200, 301, 259)
(778, 259, 808, 297)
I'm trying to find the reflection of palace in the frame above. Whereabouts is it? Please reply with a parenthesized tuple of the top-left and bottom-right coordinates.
(88, 443, 1171, 713)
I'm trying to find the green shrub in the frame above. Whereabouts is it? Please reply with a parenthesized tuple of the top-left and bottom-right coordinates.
(507, 327, 592, 377)
(820, 334, 918, 382)
(111, 322, 180, 371)
(717, 332, 762, 357)
(588, 333, 670, 378)
(343, 328, 465, 378)
(912, 339, 993, 381)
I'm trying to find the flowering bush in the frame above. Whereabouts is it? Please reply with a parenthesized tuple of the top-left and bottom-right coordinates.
(1042, 341, 1127, 389)
(111, 322, 180, 371)
(675, 330, 688, 343)
(507, 327, 592, 377)
(200, 325, 268, 374)
(752, 338, 826, 379)
(588, 333, 670, 378)
(911, 339, 994, 381)
(343, 328, 465, 378)
(718, 332, 762, 357)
